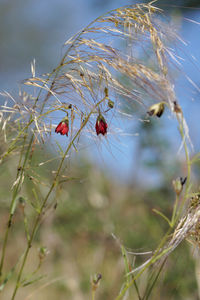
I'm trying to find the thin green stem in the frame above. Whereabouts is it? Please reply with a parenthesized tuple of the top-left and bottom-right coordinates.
(11, 97, 106, 300)
(0, 11, 113, 276)
(175, 114, 191, 221)
(0, 83, 67, 277)
(133, 280, 142, 300)
(1, 7, 110, 284)
(142, 258, 167, 300)
(92, 289, 95, 300)
(0, 134, 34, 277)
(171, 195, 179, 227)
(115, 227, 172, 300)
(0, 79, 51, 275)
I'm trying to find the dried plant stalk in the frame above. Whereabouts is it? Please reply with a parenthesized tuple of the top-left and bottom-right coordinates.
(0, 2, 197, 299)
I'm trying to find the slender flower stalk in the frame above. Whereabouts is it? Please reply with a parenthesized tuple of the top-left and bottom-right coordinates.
(11, 96, 107, 299)
(0, 2, 197, 299)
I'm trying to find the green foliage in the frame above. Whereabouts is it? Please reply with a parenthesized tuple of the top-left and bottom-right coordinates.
(0, 2, 200, 300)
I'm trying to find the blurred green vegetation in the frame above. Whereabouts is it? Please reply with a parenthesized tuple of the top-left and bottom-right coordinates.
(0, 130, 198, 299)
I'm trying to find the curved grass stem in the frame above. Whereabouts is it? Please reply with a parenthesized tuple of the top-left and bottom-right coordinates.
(11, 97, 106, 300)
(0, 134, 34, 277)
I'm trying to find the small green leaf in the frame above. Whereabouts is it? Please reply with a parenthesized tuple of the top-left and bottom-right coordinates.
(152, 209, 172, 227)
(22, 274, 46, 287)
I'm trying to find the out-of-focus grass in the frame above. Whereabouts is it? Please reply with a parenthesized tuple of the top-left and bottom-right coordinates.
(0, 147, 197, 300)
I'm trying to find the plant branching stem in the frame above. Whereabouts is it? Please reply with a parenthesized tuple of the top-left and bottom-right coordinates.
(11, 97, 106, 299)
(0, 134, 34, 277)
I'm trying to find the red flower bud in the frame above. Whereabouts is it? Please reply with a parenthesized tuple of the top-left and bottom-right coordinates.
(55, 117, 69, 136)
(95, 114, 108, 136)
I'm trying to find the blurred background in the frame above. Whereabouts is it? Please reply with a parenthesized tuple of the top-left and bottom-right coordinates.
(1, 0, 200, 299)
(1, 0, 200, 181)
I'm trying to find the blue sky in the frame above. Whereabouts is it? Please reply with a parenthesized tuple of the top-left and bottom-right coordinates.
(1, 1, 200, 183)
